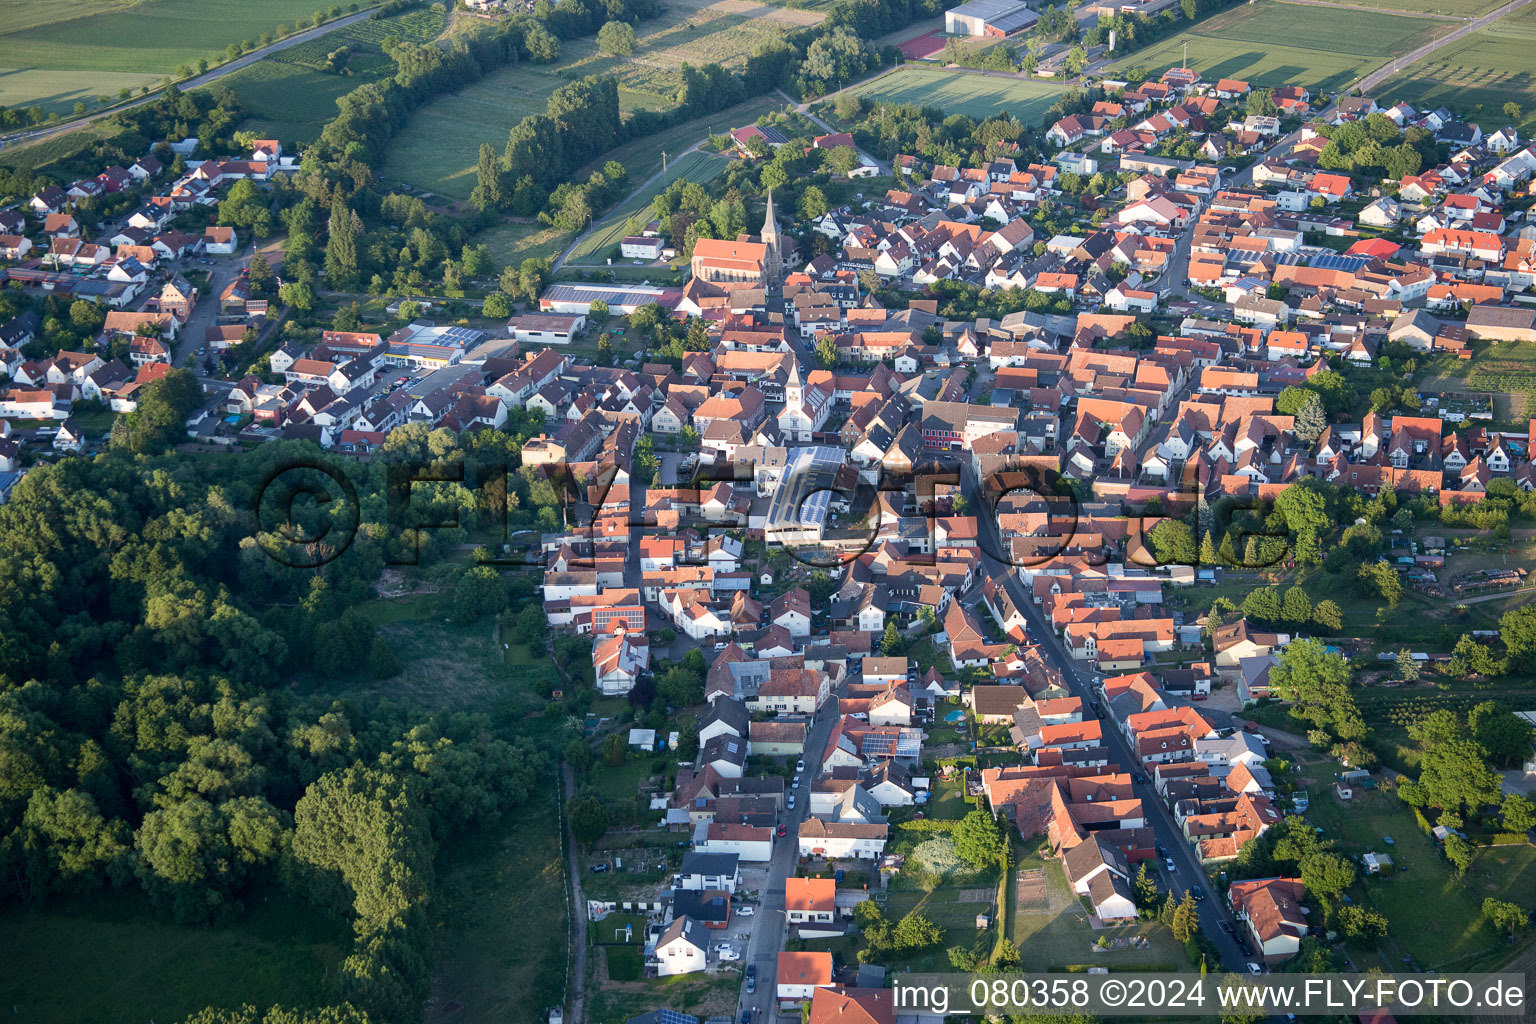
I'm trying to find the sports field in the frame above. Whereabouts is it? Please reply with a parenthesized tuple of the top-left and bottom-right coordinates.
(1289, 0, 1506, 15)
(1110, 0, 1452, 94)
(0, 0, 333, 112)
(567, 149, 728, 264)
(381, 0, 815, 197)
(849, 67, 1068, 126)
(1376, 2, 1536, 134)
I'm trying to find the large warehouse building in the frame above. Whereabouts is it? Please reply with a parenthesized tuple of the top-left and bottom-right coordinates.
(944, 0, 1037, 36)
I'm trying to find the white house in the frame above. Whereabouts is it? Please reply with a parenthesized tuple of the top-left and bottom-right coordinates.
(795, 819, 887, 859)
(776, 951, 834, 1003)
(654, 915, 708, 977)
(694, 822, 773, 862)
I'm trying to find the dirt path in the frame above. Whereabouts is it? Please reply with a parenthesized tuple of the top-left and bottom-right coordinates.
(0, 8, 377, 154)
(562, 761, 589, 1024)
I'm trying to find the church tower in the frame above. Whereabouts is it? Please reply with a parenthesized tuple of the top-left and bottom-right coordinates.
(761, 190, 783, 290)
(785, 354, 803, 414)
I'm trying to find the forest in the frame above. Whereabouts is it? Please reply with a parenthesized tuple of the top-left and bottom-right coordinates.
(0, 419, 580, 1024)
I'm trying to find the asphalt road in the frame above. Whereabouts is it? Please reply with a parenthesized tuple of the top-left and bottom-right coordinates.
(738, 699, 840, 1024)
(962, 462, 1253, 972)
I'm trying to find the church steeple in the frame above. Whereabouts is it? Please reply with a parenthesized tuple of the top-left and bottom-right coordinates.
(785, 354, 803, 412)
(761, 190, 782, 290)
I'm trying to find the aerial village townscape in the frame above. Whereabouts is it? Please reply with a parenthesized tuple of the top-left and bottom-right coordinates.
(4, 0, 1536, 1022)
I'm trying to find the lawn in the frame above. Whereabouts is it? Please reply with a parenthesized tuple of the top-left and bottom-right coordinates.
(0, 890, 347, 1023)
(1109, 0, 1451, 95)
(850, 67, 1068, 127)
(0, 68, 163, 117)
(380, 0, 803, 198)
(430, 788, 570, 1024)
(1007, 848, 1186, 971)
(567, 150, 728, 265)
(1377, 2, 1536, 136)
(1301, 779, 1536, 969)
(478, 220, 578, 269)
(0, 0, 340, 108)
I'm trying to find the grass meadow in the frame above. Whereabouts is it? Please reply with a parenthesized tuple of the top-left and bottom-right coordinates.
(381, 0, 812, 197)
(1110, 0, 1451, 95)
(850, 67, 1068, 127)
(1377, 2, 1536, 135)
(567, 149, 729, 264)
(216, 5, 445, 141)
(0, 890, 347, 1023)
(1302, 779, 1536, 970)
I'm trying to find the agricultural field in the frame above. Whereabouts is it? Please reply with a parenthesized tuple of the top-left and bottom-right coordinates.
(849, 67, 1068, 127)
(1376, 1, 1536, 136)
(1419, 338, 1536, 423)
(381, 0, 815, 197)
(217, 4, 446, 141)
(0, 0, 337, 113)
(1109, 0, 1452, 95)
(567, 150, 728, 264)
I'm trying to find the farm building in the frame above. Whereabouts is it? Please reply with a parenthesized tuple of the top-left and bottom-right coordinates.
(945, 0, 1037, 37)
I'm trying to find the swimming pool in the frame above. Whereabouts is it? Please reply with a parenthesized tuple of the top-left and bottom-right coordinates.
(944, 709, 964, 723)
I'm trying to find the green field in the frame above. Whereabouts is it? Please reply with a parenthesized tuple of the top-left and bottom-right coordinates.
(1110, 0, 1451, 95)
(849, 67, 1068, 127)
(431, 792, 570, 1023)
(0, 891, 347, 1023)
(1376, 2, 1536, 135)
(0, 0, 340, 113)
(216, 5, 446, 141)
(1303, 779, 1536, 969)
(567, 150, 728, 264)
(381, 0, 812, 197)
(1289, 0, 1505, 15)
(217, 59, 382, 141)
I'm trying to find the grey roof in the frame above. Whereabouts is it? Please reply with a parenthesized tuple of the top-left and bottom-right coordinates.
(679, 851, 739, 878)
(701, 697, 749, 738)
(700, 734, 747, 769)
(657, 913, 708, 950)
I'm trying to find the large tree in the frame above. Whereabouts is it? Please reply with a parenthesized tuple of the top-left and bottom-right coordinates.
(323, 198, 362, 292)
(953, 808, 1008, 868)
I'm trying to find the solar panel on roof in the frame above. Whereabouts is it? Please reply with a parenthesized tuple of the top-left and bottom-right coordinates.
(654, 1010, 698, 1024)
(861, 733, 896, 756)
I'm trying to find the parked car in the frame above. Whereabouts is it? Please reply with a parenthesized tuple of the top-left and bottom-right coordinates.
(776, 824, 786, 837)
(787, 794, 796, 810)
(738, 906, 755, 917)
(1165, 858, 1177, 872)
(1220, 921, 1234, 934)
(1133, 772, 1147, 784)
(1246, 963, 1263, 974)
(713, 641, 728, 651)
(795, 760, 805, 773)
(589, 863, 609, 873)
(745, 978, 756, 995)
(716, 947, 741, 962)
(746, 964, 756, 978)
